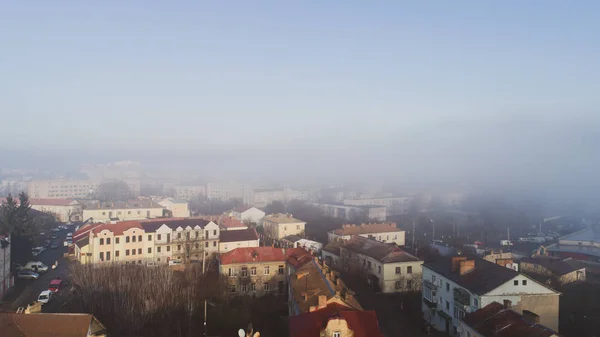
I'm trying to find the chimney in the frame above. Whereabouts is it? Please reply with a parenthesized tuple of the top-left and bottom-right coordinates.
(459, 259, 475, 275)
(309, 306, 317, 312)
(522, 310, 540, 325)
(451, 256, 468, 272)
(503, 299, 512, 309)
(318, 295, 327, 309)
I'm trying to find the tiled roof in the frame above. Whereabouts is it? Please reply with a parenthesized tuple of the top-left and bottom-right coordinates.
(91, 221, 143, 236)
(263, 213, 305, 224)
(73, 224, 103, 242)
(0, 313, 102, 337)
(463, 302, 559, 337)
(341, 236, 420, 263)
(286, 247, 314, 269)
(520, 257, 583, 276)
(140, 218, 211, 232)
(332, 223, 401, 236)
(220, 217, 246, 229)
(220, 247, 287, 265)
(219, 228, 259, 243)
(232, 205, 252, 213)
(29, 198, 78, 206)
(322, 242, 341, 256)
(289, 303, 384, 337)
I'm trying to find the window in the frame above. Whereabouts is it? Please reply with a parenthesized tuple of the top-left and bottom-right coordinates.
(514, 280, 519, 286)
(446, 282, 450, 291)
(230, 286, 236, 293)
(394, 235, 398, 240)
(195, 243, 199, 249)
(99, 238, 104, 245)
(407, 280, 413, 289)
(126, 249, 130, 256)
(178, 245, 182, 251)
(250, 283, 256, 292)
(522, 280, 527, 286)
(278, 265, 284, 275)
(213, 230, 217, 236)
(241, 267, 248, 277)
(99, 252, 104, 261)
(132, 236, 136, 243)
(297, 225, 300, 230)
(102, 212, 106, 216)
(213, 241, 216, 247)
(115, 250, 120, 257)
(107, 238, 111, 245)
(128, 211, 131, 214)
(473, 298, 479, 307)
(333, 332, 341, 337)
(148, 235, 152, 241)
(157, 234, 162, 241)
(195, 231, 199, 239)
(229, 268, 235, 277)
(115, 237, 120, 244)
(157, 246, 161, 253)
(251, 267, 257, 275)
(241, 284, 247, 292)
(264, 266, 270, 275)
(393, 267, 401, 274)
(445, 300, 449, 310)
(138, 248, 142, 254)
(148, 247, 152, 254)
(407, 266, 413, 274)
(132, 249, 136, 255)
(167, 234, 170, 243)
(177, 233, 182, 239)
(138, 235, 142, 242)
(367, 261, 371, 269)
(378, 266, 381, 274)
(106, 251, 111, 261)
(263, 282, 270, 291)
(205, 230, 209, 238)
(167, 246, 171, 252)
(432, 275, 436, 283)
(395, 281, 402, 289)
(137, 211, 141, 215)
(205, 241, 209, 248)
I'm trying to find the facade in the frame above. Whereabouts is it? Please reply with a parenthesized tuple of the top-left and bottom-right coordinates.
(328, 223, 405, 246)
(28, 179, 140, 199)
(174, 185, 206, 200)
(519, 256, 586, 285)
(343, 196, 413, 216)
(29, 198, 82, 222)
(251, 188, 285, 208)
(262, 213, 306, 239)
(158, 198, 190, 218)
(340, 236, 422, 293)
(0, 234, 13, 300)
(219, 228, 260, 253)
(206, 182, 251, 203)
(546, 226, 600, 262)
(460, 301, 559, 337)
(0, 312, 107, 337)
(322, 242, 342, 268)
(227, 206, 265, 224)
(421, 256, 560, 335)
(313, 203, 387, 222)
(82, 200, 164, 223)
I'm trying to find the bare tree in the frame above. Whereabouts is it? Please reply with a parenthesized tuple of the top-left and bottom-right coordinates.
(171, 229, 207, 264)
(95, 180, 132, 201)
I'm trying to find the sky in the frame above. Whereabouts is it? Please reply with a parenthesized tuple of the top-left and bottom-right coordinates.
(1, 1, 600, 190)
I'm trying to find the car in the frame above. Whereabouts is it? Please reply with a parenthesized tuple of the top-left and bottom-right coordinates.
(17, 271, 40, 280)
(50, 242, 59, 249)
(21, 261, 49, 273)
(32, 247, 45, 256)
(50, 234, 58, 239)
(37, 290, 53, 304)
(66, 239, 73, 245)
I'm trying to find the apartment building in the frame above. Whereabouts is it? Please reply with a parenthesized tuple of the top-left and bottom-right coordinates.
(219, 247, 289, 296)
(174, 185, 205, 200)
(422, 256, 560, 335)
(519, 256, 586, 285)
(262, 213, 306, 239)
(28, 179, 140, 199)
(206, 182, 251, 203)
(343, 196, 413, 216)
(29, 198, 82, 223)
(158, 198, 190, 218)
(328, 223, 405, 246)
(250, 188, 309, 208)
(82, 200, 164, 223)
(340, 236, 422, 293)
(0, 234, 12, 300)
(313, 203, 387, 222)
(225, 206, 265, 224)
(219, 228, 260, 253)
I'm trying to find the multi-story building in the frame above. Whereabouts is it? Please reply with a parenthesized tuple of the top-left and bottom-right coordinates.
(328, 223, 405, 246)
(422, 256, 560, 335)
(219, 247, 289, 296)
(519, 256, 586, 285)
(206, 182, 251, 203)
(28, 179, 140, 199)
(262, 213, 306, 239)
(225, 206, 265, 224)
(313, 203, 387, 222)
(158, 198, 190, 218)
(546, 225, 600, 262)
(343, 196, 413, 216)
(0, 234, 12, 300)
(29, 198, 82, 223)
(219, 228, 260, 253)
(339, 236, 422, 293)
(82, 200, 164, 223)
(173, 185, 206, 200)
(251, 188, 285, 208)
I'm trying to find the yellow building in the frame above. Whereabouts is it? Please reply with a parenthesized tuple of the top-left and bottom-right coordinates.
(158, 198, 190, 218)
(82, 200, 164, 223)
(262, 213, 306, 239)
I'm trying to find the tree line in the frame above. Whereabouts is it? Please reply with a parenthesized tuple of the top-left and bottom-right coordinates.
(0, 192, 36, 265)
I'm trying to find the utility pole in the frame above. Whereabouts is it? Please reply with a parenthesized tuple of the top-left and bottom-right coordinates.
(412, 219, 416, 253)
(202, 249, 207, 337)
(431, 218, 435, 241)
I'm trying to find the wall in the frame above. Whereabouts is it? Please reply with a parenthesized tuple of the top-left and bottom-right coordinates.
(221, 261, 287, 296)
(382, 261, 423, 293)
(92, 227, 153, 264)
(322, 250, 340, 268)
(322, 318, 354, 337)
(241, 208, 266, 223)
(83, 207, 164, 223)
(220, 239, 260, 253)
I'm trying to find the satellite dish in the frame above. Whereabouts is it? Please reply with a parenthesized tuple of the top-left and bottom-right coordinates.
(238, 329, 246, 337)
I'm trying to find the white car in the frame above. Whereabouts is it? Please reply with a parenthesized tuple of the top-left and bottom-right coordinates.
(38, 290, 53, 304)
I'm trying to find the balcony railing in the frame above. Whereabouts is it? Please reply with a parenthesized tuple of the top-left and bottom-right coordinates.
(453, 288, 470, 306)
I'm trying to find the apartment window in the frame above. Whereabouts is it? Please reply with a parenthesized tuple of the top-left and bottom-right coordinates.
(213, 241, 216, 247)
(213, 230, 217, 236)
(157, 247, 161, 253)
(132, 249, 136, 255)
(446, 282, 450, 291)
(241, 267, 248, 277)
(178, 232, 182, 239)
(407, 266, 413, 274)
(250, 283, 256, 292)
(514, 280, 519, 286)
(205, 242, 209, 248)
(128, 211, 131, 215)
(278, 265, 284, 275)
(251, 267, 257, 275)
(378, 266, 381, 274)
(102, 212, 106, 216)
(446, 300, 450, 310)
(157, 234, 162, 241)
(432, 275, 436, 283)
(115, 250, 120, 257)
(396, 267, 401, 274)
(116, 237, 120, 244)
(395, 281, 402, 289)
(296, 225, 299, 230)
(132, 236, 136, 243)
(148, 247, 152, 254)
(283, 226, 287, 231)
(99, 238, 104, 245)
(195, 231, 199, 239)
(166, 234, 170, 243)
(117, 211, 122, 215)
(195, 243, 199, 249)
(263, 282, 270, 291)
(407, 280, 413, 289)
(241, 284, 247, 293)
(106, 252, 111, 261)
(138, 248, 142, 254)
(167, 246, 171, 252)
(229, 268, 235, 277)
(106, 238, 111, 245)
(264, 266, 270, 275)
(126, 249, 130, 256)
(125, 236, 130, 243)
(137, 211, 141, 215)
(99, 252, 104, 261)
(205, 230, 209, 238)
(148, 235, 152, 241)
(178, 245, 182, 251)
(138, 235, 142, 242)
(522, 280, 527, 286)
(157, 258, 160, 262)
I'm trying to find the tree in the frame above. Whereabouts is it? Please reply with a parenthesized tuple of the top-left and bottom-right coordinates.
(95, 179, 132, 201)
(0, 193, 35, 264)
(172, 229, 208, 264)
(263, 201, 285, 215)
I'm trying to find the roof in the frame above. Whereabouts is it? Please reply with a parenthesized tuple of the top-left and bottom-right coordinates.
(232, 205, 253, 213)
(332, 223, 401, 236)
(73, 224, 102, 242)
(283, 235, 304, 243)
(286, 247, 314, 269)
(341, 236, 421, 263)
(0, 313, 104, 337)
(423, 256, 520, 295)
(140, 217, 212, 232)
(75, 236, 89, 248)
(220, 247, 287, 265)
(520, 257, 583, 276)
(463, 302, 559, 337)
(558, 226, 600, 243)
(289, 303, 384, 337)
(263, 213, 305, 224)
(219, 228, 259, 243)
(91, 220, 143, 236)
(220, 217, 247, 229)
(84, 199, 163, 210)
(29, 198, 78, 206)
(322, 242, 341, 256)
(159, 198, 187, 204)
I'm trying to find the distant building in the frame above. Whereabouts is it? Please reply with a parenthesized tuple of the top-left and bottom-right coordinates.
(219, 228, 260, 253)
(219, 216, 248, 231)
(28, 179, 140, 199)
(158, 198, 190, 218)
(328, 223, 405, 246)
(206, 182, 251, 203)
(322, 241, 342, 268)
(0, 234, 13, 300)
(250, 187, 310, 208)
(226, 206, 265, 224)
(0, 312, 107, 337)
(546, 226, 600, 262)
(82, 200, 164, 223)
(282, 235, 323, 253)
(459, 301, 560, 337)
(262, 213, 306, 239)
(343, 196, 413, 216)
(340, 236, 422, 293)
(519, 256, 586, 286)
(313, 203, 386, 222)
(28, 198, 82, 223)
(174, 185, 205, 200)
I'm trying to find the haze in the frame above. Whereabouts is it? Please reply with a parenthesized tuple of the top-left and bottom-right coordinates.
(1, 1, 599, 195)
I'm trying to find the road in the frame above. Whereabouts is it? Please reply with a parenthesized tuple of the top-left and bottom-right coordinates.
(7, 229, 72, 311)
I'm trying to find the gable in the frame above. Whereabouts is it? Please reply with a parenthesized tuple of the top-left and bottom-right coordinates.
(156, 224, 173, 233)
(484, 274, 558, 296)
(205, 221, 219, 230)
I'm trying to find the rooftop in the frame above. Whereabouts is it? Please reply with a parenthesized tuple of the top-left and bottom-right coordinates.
(0, 313, 106, 337)
(263, 213, 305, 224)
(558, 226, 600, 243)
(520, 257, 584, 276)
(286, 247, 314, 269)
(332, 222, 402, 236)
(84, 199, 163, 210)
(220, 216, 247, 229)
(220, 247, 287, 265)
(92, 220, 143, 236)
(140, 217, 212, 232)
(29, 198, 78, 206)
(289, 303, 384, 337)
(322, 241, 342, 256)
(219, 228, 259, 243)
(341, 236, 420, 263)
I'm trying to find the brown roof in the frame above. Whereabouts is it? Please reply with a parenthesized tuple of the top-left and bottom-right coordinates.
(0, 313, 103, 337)
(219, 228, 259, 243)
(220, 247, 287, 265)
(140, 217, 211, 232)
(263, 213, 305, 224)
(220, 217, 246, 229)
(462, 302, 559, 337)
(286, 247, 314, 269)
(520, 257, 583, 276)
(322, 242, 341, 256)
(341, 236, 421, 263)
(332, 223, 401, 236)
(29, 198, 78, 206)
(73, 223, 103, 242)
(91, 220, 143, 236)
(289, 303, 383, 337)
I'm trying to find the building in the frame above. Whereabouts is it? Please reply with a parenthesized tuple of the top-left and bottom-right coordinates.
(289, 303, 384, 337)
(262, 213, 306, 239)
(519, 256, 586, 286)
(29, 198, 82, 223)
(0, 234, 13, 300)
(328, 223, 405, 246)
(174, 185, 206, 200)
(206, 182, 251, 203)
(82, 200, 164, 223)
(546, 226, 600, 262)
(226, 206, 265, 224)
(28, 179, 140, 199)
(282, 235, 323, 253)
(0, 312, 107, 337)
(422, 256, 560, 335)
(322, 241, 342, 268)
(251, 188, 286, 208)
(343, 196, 413, 216)
(220, 216, 248, 231)
(340, 236, 422, 293)
(219, 228, 260, 253)
(158, 198, 190, 218)
(219, 247, 289, 296)
(313, 203, 386, 222)
(459, 301, 560, 337)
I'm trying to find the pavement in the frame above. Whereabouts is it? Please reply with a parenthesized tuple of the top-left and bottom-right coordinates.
(1, 229, 72, 312)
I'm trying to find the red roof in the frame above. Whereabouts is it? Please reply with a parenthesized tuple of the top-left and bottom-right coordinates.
(289, 303, 384, 337)
(73, 224, 103, 242)
(91, 221, 143, 236)
(286, 247, 314, 269)
(30, 198, 77, 206)
(221, 217, 246, 229)
(220, 247, 286, 265)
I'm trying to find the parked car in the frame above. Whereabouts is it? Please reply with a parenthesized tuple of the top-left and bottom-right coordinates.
(37, 290, 53, 304)
(17, 271, 40, 280)
(168, 259, 183, 266)
(66, 239, 73, 245)
(22, 261, 49, 273)
(48, 279, 63, 292)
(50, 242, 59, 249)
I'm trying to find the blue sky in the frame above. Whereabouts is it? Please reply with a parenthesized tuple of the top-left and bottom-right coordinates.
(1, 1, 599, 154)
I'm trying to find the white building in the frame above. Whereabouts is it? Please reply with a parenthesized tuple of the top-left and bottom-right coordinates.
(226, 206, 265, 224)
(82, 200, 164, 223)
(0, 234, 12, 299)
(28, 179, 140, 199)
(219, 228, 260, 253)
(313, 203, 386, 222)
(421, 256, 560, 335)
(206, 182, 251, 203)
(328, 223, 405, 246)
(29, 198, 82, 223)
(174, 185, 206, 200)
(340, 236, 423, 293)
(281, 235, 323, 253)
(158, 198, 190, 218)
(343, 196, 413, 216)
(262, 213, 306, 240)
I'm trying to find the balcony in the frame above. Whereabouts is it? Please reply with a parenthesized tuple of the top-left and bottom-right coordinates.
(424, 279, 438, 290)
(453, 288, 470, 307)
